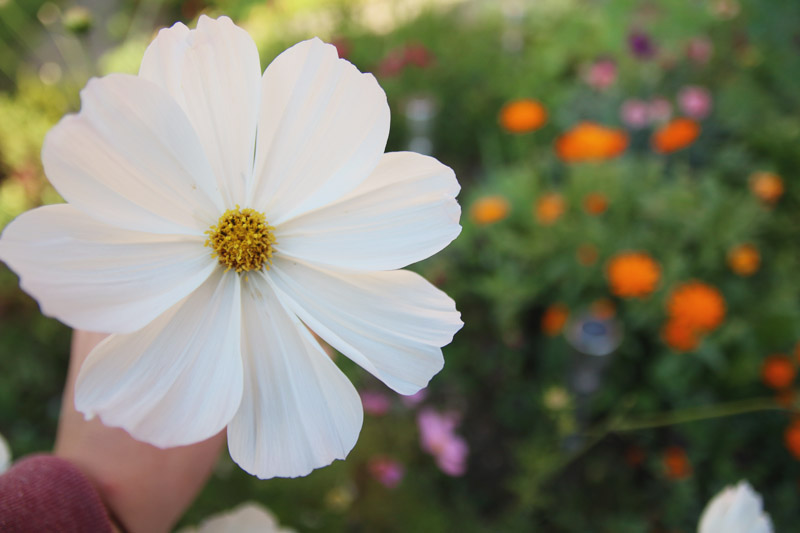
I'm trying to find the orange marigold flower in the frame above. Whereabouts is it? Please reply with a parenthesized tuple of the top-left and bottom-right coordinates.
(576, 243, 599, 266)
(762, 355, 796, 390)
(663, 446, 692, 480)
(470, 195, 510, 226)
(542, 304, 569, 336)
(785, 420, 800, 460)
(499, 98, 547, 134)
(535, 193, 565, 225)
(749, 171, 784, 204)
(662, 317, 701, 352)
(583, 192, 608, 215)
(556, 122, 628, 162)
(606, 251, 661, 298)
(652, 117, 700, 153)
(727, 243, 760, 276)
(667, 281, 725, 332)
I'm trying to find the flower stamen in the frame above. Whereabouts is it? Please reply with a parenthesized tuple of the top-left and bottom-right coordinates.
(205, 206, 276, 273)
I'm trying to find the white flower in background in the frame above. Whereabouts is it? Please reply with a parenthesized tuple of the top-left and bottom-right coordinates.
(0, 432, 10, 474)
(178, 502, 293, 533)
(698, 481, 773, 533)
(0, 16, 462, 478)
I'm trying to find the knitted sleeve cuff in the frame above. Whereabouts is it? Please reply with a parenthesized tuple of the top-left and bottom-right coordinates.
(0, 454, 114, 533)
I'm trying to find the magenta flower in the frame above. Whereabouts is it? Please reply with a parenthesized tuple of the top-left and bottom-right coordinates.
(368, 456, 406, 488)
(628, 31, 656, 59)
(678, 86, 712, 119)
(417, 408, 468, 476)
(361, 390, 392, 416)
(620, 99, 649, 129)
(584, 59, 617, 90)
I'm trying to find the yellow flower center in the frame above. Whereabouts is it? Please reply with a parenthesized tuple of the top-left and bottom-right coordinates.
(205, 206, 276, 273)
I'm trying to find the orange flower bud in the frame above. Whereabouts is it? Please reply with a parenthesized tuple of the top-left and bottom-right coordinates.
(583, 192, 609, 215)
(749, 171, 783, 204)
(663, 446, 692, 480)
(784, 420, 800, 460)
(606, 252, 661, 298)
(762, 355, 796, 390)
(667, 281, 725, 332)
(534, 193, 566, 225)
(542, 304, 569, 336)
(499, 99, 547, 134)
(662, 318, 701, 352)
(652, 118, 700, 153)
(727, 243, 760, 276)
(470, 195, 510, 226)
(556, 122, 628, 162)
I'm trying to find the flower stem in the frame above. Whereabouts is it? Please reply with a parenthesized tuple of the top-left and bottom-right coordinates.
(607, 396, 786, 433)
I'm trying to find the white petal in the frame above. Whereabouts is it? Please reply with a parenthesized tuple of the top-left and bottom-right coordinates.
(268, 259, 462, 395)
(185, 502, 290, 533)
(0, 204, 215, 333)
(698, 481, 773, 533)
(75, 270, 243, 448)
(43, 73, 223, 235)
(0, 432, 10, 474)
(227, 279, 362, 479)
(249, 38, 390, 223)
(276, 151, 461, 271)
(139, 16, 261, 207)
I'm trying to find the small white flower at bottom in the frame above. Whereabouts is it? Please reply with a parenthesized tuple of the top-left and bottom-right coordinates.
(698, 481, 773, 533)
(177, 502, 294, 533)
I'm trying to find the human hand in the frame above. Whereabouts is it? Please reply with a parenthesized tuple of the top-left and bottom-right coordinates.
(54, 330, 226, 533)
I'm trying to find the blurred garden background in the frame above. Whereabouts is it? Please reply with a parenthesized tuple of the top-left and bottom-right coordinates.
(1, 0, 800, 530)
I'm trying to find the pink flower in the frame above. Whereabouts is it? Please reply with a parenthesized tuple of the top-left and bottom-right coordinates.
(678, 86, 712, 119)
(417, 408, 468, 476)
(378, 43, 435, 78)
(584, 59, 617, 90)
(648, 97, 672, 123)
(400, 389, 427, 408)
(378, 48, 406, 78)
(331, 37, 351, 60)
(361, 390, 391, 416)
(433, 435, 468, 476)
(403, 43, 435, 69)
(368, 456, 405, 488)
(620, 99, 649, 129)
(687, 37, 713, 64)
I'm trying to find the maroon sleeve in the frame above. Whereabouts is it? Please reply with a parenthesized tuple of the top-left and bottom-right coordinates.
(0, 454, 114, 533)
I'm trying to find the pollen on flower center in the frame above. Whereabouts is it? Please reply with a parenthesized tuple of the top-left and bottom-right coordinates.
(205, 206, 276, 273)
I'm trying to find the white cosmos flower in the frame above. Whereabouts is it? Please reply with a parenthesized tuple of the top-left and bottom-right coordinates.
(698, 481, 773, 533)
(0, 15, 462, 478)
(178, 502, 294, 533)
